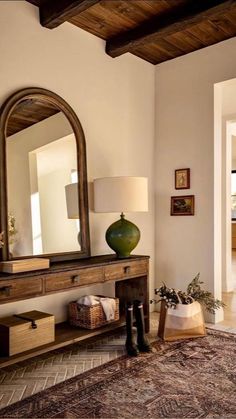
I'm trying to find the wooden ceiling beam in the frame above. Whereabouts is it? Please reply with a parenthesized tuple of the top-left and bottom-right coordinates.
(106, 0, 236, 58)
(40, 0, 102, 29)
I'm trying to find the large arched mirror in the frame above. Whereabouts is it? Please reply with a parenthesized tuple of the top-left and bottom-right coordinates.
(0, 88, 90, 262)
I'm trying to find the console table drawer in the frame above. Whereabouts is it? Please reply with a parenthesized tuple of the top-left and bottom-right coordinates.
(104, 260, 147, 281)
(0, 278, 43, 302)
(45, 267, 104, 292)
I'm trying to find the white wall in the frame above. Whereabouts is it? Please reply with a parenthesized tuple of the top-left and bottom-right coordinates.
(222, 80, 236, 116)
(0, 1, 155, 321)
(155, 37, 236, 321)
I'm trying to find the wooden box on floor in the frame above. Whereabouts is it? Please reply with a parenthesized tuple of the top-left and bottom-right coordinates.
(0, 310, 55, 357)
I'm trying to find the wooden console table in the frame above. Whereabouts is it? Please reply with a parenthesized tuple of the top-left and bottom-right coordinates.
(0, 254, 149, 367)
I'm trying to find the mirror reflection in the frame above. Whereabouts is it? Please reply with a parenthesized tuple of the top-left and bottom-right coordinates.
(6, 98, 80, 257)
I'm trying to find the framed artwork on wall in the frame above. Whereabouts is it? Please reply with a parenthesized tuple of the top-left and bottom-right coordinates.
(171, 195, 195, 216)
(175, 168, 190, 189)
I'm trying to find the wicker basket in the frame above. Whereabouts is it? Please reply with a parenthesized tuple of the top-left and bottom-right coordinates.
(68, 296, 119, 329)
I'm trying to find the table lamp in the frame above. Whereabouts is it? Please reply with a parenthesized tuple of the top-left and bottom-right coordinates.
(94, 176, 148, 258)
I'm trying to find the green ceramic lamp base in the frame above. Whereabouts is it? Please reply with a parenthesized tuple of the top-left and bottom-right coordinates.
(105, 213, 140, 259)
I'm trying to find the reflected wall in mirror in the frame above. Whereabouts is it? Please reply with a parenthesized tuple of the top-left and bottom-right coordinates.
(0, 88, 90, 261)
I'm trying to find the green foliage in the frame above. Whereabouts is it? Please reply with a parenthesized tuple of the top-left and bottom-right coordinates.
(187, 273, 226, 314)
(152, 273, 226, 314)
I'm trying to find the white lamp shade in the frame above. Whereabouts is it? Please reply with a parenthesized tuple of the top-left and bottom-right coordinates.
(94, 176, 148, 213)
(65, 183, 79, 219)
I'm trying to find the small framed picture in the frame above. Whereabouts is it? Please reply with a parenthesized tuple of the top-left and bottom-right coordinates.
(175, 168, 190, 189)
(171, 195, 195, 216)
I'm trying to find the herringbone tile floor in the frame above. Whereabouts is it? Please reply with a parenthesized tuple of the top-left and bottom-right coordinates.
(0, 313, 159, 409)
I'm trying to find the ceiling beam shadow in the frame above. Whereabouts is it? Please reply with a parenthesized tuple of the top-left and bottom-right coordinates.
(40, 0, 102, 29)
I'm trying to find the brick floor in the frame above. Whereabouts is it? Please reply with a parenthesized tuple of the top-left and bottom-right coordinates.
(0, 313, 159, 409)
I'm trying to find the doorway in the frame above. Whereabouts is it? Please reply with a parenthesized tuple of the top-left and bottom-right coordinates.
(214, 79, 236, 330)
(224, 163, 236, 327)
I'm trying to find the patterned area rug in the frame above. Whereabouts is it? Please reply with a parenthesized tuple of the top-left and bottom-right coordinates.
(0, 329, 236, 418)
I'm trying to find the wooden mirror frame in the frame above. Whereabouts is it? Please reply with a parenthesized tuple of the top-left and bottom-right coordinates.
(0, 87, 90, 262)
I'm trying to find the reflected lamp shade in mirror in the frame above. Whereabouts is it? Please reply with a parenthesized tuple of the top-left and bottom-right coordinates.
(93, 177, 148, 258)
(65, 183, 79, 219)
(65, 183, 81, 246)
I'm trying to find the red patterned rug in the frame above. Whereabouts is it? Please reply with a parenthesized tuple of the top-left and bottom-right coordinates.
(0, 329, 236, 418)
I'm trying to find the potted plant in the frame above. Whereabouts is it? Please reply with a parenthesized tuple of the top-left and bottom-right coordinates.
(151, 274, 225, 341)
(152, 273, 225, 314)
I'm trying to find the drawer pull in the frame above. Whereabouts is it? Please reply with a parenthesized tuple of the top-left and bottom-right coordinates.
(124, 266, 131, 274)
(71, 275, 80, 283)
(0, 286, 12, 296)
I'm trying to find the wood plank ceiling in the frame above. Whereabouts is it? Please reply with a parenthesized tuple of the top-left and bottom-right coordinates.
(7, 99, 59, 136)
(27, 0, 236, 65)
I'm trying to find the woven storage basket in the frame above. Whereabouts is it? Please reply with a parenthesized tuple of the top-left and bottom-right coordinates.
(68, 296, 119, 329)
